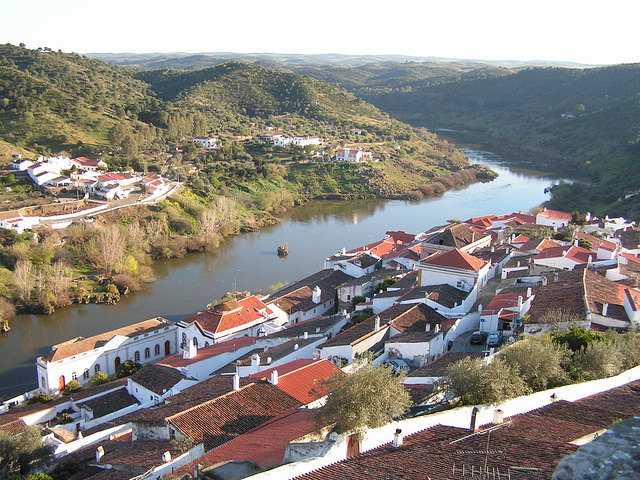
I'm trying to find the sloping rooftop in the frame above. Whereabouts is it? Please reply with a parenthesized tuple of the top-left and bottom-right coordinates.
(422, 222, 488, 250)
(537, 208, 573, 221)
(159, 335, 257, 368)
(41, 318, 171, 362)
(77, 388, 139, 419)
(180, 295, 273, 335)
(527, 270, 587, 323)
(168, 381, 302, 450)
(421, 248, 487, 272)
(129, 364, 188, 395)
(409, 352, 485, 378)
(266, 313, 346, 340)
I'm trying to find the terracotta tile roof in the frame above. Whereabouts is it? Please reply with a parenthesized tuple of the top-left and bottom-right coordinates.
(575, 380, 640, 418)
(537, 208, 572, 221)
(518, 237, 562, 253)
(340, 268, 399, 288)
(129, 364, 188, 395)
(41, 318, 171, 362)
(0, 418, 27, 435)
(131, 375, 259, 422)
(266, 313, 346, 339)
(527, 270, 587, 323)
(472, 245, 512, 265)
(616, 228, 640, 250)
(422, 248, 487, 271)
(525, 400, 626, 430)
(159, 335, 257, 368)
(424, 284, 469, 308)
(249, 359, 342, 404)
(533, 245, 596, 264)
(574, 231, 617, 251)
(385, 231, 416, 245)
(422, 223, 488, 250)
(388, 271, 419, 290)
(294, 423, 578, 480)
(173, 408, 317, 475)
(482, 292, 531, 315)
(168, 381, 302, 450)
(180, 295, 273, 335)
(77, 387, 139, 419)
(465, 215, 497, 228)
(75, 439, 184, 472)
(583, 269, 628, 320)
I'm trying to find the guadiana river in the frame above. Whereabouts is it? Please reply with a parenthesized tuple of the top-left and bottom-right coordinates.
(0, 149, 564, 399)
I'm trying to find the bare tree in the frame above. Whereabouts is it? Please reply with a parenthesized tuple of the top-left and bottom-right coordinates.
(97, 225, 127, 275)
(47, 261, 72, 304)
(13, 259, 34, 306)
(199, 209, 218, 242)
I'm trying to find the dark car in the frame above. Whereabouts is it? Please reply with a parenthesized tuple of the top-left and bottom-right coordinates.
(470, 331, 488, 345)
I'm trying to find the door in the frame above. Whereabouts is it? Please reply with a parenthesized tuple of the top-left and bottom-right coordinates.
(59, 375, 65, 391)
(165, 340, 171, 356)
(347, 435, 360, 459)
(114, 356, 121, 370)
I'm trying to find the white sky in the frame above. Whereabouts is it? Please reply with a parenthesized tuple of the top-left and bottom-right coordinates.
(1, 0, 639, 65)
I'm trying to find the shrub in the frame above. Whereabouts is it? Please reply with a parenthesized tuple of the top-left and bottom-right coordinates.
(57, 412, 73, 424)
(116, 360, 141, 378)
(90, 371, 109, 386)
(26, 393, 52, 405)
(62, 380, 82, 394)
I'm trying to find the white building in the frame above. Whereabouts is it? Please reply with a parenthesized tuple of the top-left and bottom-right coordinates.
(193, 137, 218, 149)
(334, 148, 372, 163)
(36, 318, 178, 395)
(536, 207, 572, 229)
(0, 216, 39, 234)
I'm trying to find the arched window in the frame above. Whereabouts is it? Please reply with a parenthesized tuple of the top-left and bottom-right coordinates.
(134, 351, 140, 362)
(71, 372, 77, 381)
(144, 347, 150, 359)
(204, 341, 209, 347)
(94, 364, 100, 374)
(83, 369, 90, 380)
(114, 357, 121, 371)
(193, 337, 198, 348)
(41, 377, 46, 389)
(165, 340, 171, 356)
(181, 333, 187, 345)
(154, 344, 160, 356)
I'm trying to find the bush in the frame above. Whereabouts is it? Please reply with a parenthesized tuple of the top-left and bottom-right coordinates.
(116, 360, 142, 378)
(90, 371, 109, 386)
(62, 380, 82, 394)
(57, 412, 73, 424)
(26, 393, 51, 405)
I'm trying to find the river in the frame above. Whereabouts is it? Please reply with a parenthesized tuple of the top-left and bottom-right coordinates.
(0, 149, 562, 399)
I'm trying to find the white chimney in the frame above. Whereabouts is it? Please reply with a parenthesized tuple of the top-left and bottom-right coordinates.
(251, 354, 260, 367)
(374, 315, 381, 331)
(96, 446, 104, 463)
(493, 409, 504, 425)
(294, 343, 299, 351)
(162, 451, 172, 463)
(266, 356, 272, 364)
(491, 246, 495, 253)
(312, 286, 321, 304)
(517, 296, 523, 307)
(393, 428, 404, 448)
(303, 331, 308, 339)
(602, 303, 609, 317)
(527, 287, 532, 298)
(434, 324, 440, 333)
(517, 260, 520, 268)
(233, 374, 240, 391)
(425, 323, 431, 332)
(270, 370, 279, 385)
(183, 339, 197, 360)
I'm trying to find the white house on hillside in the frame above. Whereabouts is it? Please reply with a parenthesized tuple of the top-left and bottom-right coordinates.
(193, 137, 218, 149)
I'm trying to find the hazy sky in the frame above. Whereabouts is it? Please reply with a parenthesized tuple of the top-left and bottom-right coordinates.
(2, 0, 638, 65)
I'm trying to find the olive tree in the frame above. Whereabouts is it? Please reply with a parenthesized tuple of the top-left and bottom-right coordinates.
(314, 361, 411, 434)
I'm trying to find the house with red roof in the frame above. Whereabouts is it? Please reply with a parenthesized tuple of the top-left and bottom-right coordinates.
(480, 289, 535, 334)
(334, 147, 372, 163)
(417, 248, 490, 312)
(0, 215, 39, 234)
(70, 156, 107, 171)
(420, 222, 492, 254)
(532, 245, 597, 271)
(536, 207, 573, 229)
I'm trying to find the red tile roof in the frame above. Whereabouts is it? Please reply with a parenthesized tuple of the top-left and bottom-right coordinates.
(180, 295, 273, 335)
(159, 335, 256, 368)
(537, 208, 572, 221)
(248, 359, 342, 404)
(422, 248, 487, 271)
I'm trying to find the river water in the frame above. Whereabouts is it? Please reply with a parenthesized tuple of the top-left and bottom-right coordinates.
(0, 149, 562, 399)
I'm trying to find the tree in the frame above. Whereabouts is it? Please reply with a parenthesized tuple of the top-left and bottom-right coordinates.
(90, 371, 109, 386)
(0, 426, 53, 477)
(314, 360, 411, 434)
(116, 360, 142, 378)
(13, 260, 34, 306)
(96, 225, 127, 275)
(62, 380, 81, 394)
(499, 336, 569, 391)
(570, 341, 623, 381)
(442, 357, 530, 406)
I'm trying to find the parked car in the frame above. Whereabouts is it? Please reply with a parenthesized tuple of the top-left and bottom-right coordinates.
(487, 332, 503, 347)
(383, 359, 409, 375)
(470, 331, 488, 345)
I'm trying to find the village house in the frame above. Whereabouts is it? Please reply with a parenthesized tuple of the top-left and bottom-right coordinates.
(126, 363, 197, 405)
(141, 173, 165, 194)
(176, 295, 286, 349)
(36, 318, 177, 395)
(334, 147, 372, 163)
(536, 207, 573, 229)
(417, 248, 491, 310)
(420, 222, 492, 254)
(532, 244, 597, 272)
(70, 156, 107, 171)
(0, 215, 39, 234)
(325, 251, 381, 278)
(336, 268, 400, 304)
(193, 137, 218, 149)
(266, 269, 354, 324)
(272, 135, 322, 147)
(479, 289, 535, 334)
(11, 158, 34, 171)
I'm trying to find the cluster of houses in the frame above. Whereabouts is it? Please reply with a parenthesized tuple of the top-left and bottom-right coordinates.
(262, 133, 375, 163)
(10, 154, 166, 200)
(2, 206, 640, 479)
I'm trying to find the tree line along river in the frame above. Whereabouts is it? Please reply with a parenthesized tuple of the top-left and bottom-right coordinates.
(0, 148, 564, 399)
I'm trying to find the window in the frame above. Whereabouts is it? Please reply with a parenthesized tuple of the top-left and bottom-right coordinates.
(41, 377, 46, 389)
(134, 351, 140, 362)
(144, 347, 150, 359)
(193, 337, 198, 348)
(181, 333, 187, 346)
(154, 344, 160, 356)
(204, 341, 209, 347)
(71, 372, 77, 381)
(94, 364, 100, 374)
(83, 369, 89, 380)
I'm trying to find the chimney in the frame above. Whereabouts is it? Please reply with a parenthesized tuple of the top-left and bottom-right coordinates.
(393, 428, 404, 448)
(303, 331, 308, 339)
(312, 286, 321, 304)
(183, 339, 197, 360)
(517, 260, 520, 268)
(96, 446, 104, 463)
(162, 451, 172, 463)
(270, 370, 279, 385)
(470, 407, 479, 432)
(434, 324, 440, 333)
(294, 343, 299, 351)
(542, 276, 548, 286)
(518, 296, 523, 307)
(266, 356, 272, 364)
(425, 323, 431, 332)
(550, 393, 558, 402)
(491, 246, 495, 253)
(574, 239, 579, 247)
(251, 354, 260, 367)
(493, 409, 504, 425)
(233, 374, 240, 391)
(527, 287, 532, 298)
(374, 315, 381, 331)
(602, 303, 609, 317)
